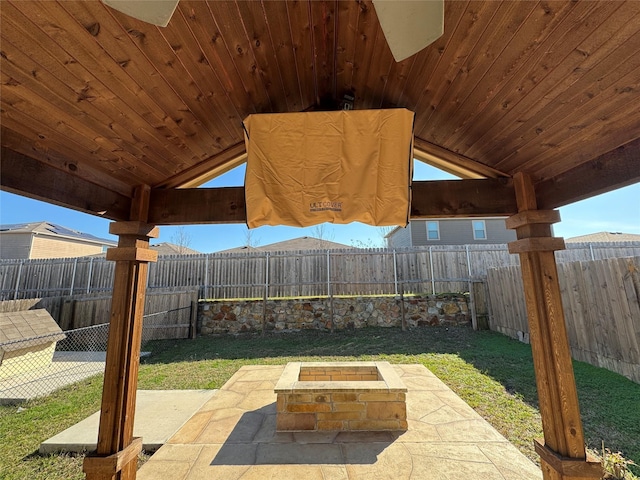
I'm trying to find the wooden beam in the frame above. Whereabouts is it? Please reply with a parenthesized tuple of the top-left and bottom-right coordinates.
(0, 147, 131, 221)
(410, 178, 517, 218)
(536, 137, 640, 209)
(1, 128, 133, 197)
(147, 179, 518, 225)
(413, 137, 509, 179)
(148, 186, 247, 224)
(154, 142, 247, 189)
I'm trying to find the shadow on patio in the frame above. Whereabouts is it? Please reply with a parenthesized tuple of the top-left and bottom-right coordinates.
(137, 363, 542, 480)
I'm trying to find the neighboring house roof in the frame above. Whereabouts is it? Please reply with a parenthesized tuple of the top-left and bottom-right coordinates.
(150, 242, 201, 256)
(216, 245, 262, 254)
(384, 226, 403, 238)
(0, 222, 116, 246)
(0, 309, 66, 352)
(217, 237, 354, 253)
(259, 237, 353, 251)
(565, 232, 640, 243)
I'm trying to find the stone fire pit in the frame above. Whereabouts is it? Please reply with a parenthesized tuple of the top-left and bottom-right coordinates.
(274, 361, 407, 432)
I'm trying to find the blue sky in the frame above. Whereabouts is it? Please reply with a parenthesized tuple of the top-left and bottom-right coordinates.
(1, 162, 638, 253)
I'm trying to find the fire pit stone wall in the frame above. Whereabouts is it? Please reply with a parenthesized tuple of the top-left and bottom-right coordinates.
(274, 361, 408, 432)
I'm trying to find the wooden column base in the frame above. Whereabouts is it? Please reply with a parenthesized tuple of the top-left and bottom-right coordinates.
(535, 440, 602, 479)
(83, 437, 142, 479)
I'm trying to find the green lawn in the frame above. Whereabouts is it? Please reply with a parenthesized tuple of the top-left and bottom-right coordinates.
(1, 326, 638, 479)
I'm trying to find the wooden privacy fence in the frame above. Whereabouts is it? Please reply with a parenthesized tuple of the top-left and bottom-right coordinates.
(486, 256, 640, 383)
(0, 289, 198, 340)
(1, 243, 639, 301)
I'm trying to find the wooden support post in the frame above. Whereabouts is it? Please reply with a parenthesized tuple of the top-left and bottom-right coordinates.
(84, 186, 159, 480)
(506, 173, 601, 480)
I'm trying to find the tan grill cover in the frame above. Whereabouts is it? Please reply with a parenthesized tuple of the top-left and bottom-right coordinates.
(244, 109, 414, 228)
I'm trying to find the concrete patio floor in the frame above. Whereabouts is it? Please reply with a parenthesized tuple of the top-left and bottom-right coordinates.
(137, 364, 542, 480)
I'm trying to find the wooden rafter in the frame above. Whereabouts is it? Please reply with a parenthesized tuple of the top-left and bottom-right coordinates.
(413, 138, 509, 179)
(0, 147, 131, 221)
(155, 142, 247, 189)
(536, 137, 640, 209)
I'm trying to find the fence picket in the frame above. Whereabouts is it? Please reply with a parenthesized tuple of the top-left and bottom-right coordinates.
(487, 256, 640, 383)
(3, 243, 639, 300)
(2, 244, 638, 382)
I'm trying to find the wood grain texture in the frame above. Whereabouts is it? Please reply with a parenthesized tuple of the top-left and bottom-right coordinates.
(146, 179, 517, 225)
(148, 186, 247, 224)
(510, 174, 592, 479)
(93, 196, 156, 480)
(83, 437, 142, 477)
(505, 210, 560, 230)
(486, 255, 640, 383)
(0, 147, 131, 221)
(534, 440, 602, 478)
(411, 179, 518, 218)
(2, 0, 638, 213)
(156, 142, 247, 189)
(536, 137, 640, 209)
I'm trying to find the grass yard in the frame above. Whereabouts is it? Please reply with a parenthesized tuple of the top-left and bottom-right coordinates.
(1, 326, 638, 479)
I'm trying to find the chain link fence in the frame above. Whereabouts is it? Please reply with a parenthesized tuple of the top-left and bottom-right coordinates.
(0, 312, 183, 404)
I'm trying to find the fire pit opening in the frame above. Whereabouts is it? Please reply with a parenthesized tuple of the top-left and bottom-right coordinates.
(274, 361, 407, 432)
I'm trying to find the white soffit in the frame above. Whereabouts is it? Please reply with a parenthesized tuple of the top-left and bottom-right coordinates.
(373, 0, 444, 62)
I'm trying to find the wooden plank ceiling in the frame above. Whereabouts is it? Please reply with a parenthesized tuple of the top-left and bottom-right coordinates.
(1, 0, 639, 223)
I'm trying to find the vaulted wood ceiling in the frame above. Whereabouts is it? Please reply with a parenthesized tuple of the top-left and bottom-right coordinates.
(1, 1, 639, 223)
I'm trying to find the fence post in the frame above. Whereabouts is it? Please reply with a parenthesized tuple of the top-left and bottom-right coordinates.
(13, 260, 24, 300)
(466, 245, 478, 330)
(262, 252, 269, 335)
(471, 281, 490, 330)
(429, 247, 435, 295)
(204, 254, 210, 299)
(392, 249, 398, 296)
(189, 300, 198, 339)
(86, 257, 94, 294)
(327, 250, 334, 332)
(399, 283, 406, 331)
(589, 243, 595, 261)
(70, 257, 78, 296)
(60, 298, 76, 330)
(146, 259, 152, 290)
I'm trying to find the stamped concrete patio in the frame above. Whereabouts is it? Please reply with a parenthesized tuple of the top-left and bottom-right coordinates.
(137, 364, 542, 480)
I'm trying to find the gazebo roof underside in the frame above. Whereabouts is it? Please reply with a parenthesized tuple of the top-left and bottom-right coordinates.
(1, 0, 639, 225)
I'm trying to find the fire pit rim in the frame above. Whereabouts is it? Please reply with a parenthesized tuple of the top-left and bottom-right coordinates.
(274, 360, 407, 394)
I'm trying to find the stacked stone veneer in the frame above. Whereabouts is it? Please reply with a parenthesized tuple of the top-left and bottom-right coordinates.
(274, 361, 408, 432)
(199, 294, 469, 335)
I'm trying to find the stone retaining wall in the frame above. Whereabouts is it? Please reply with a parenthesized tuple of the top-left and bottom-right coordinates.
(199, 294, 469, 335)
